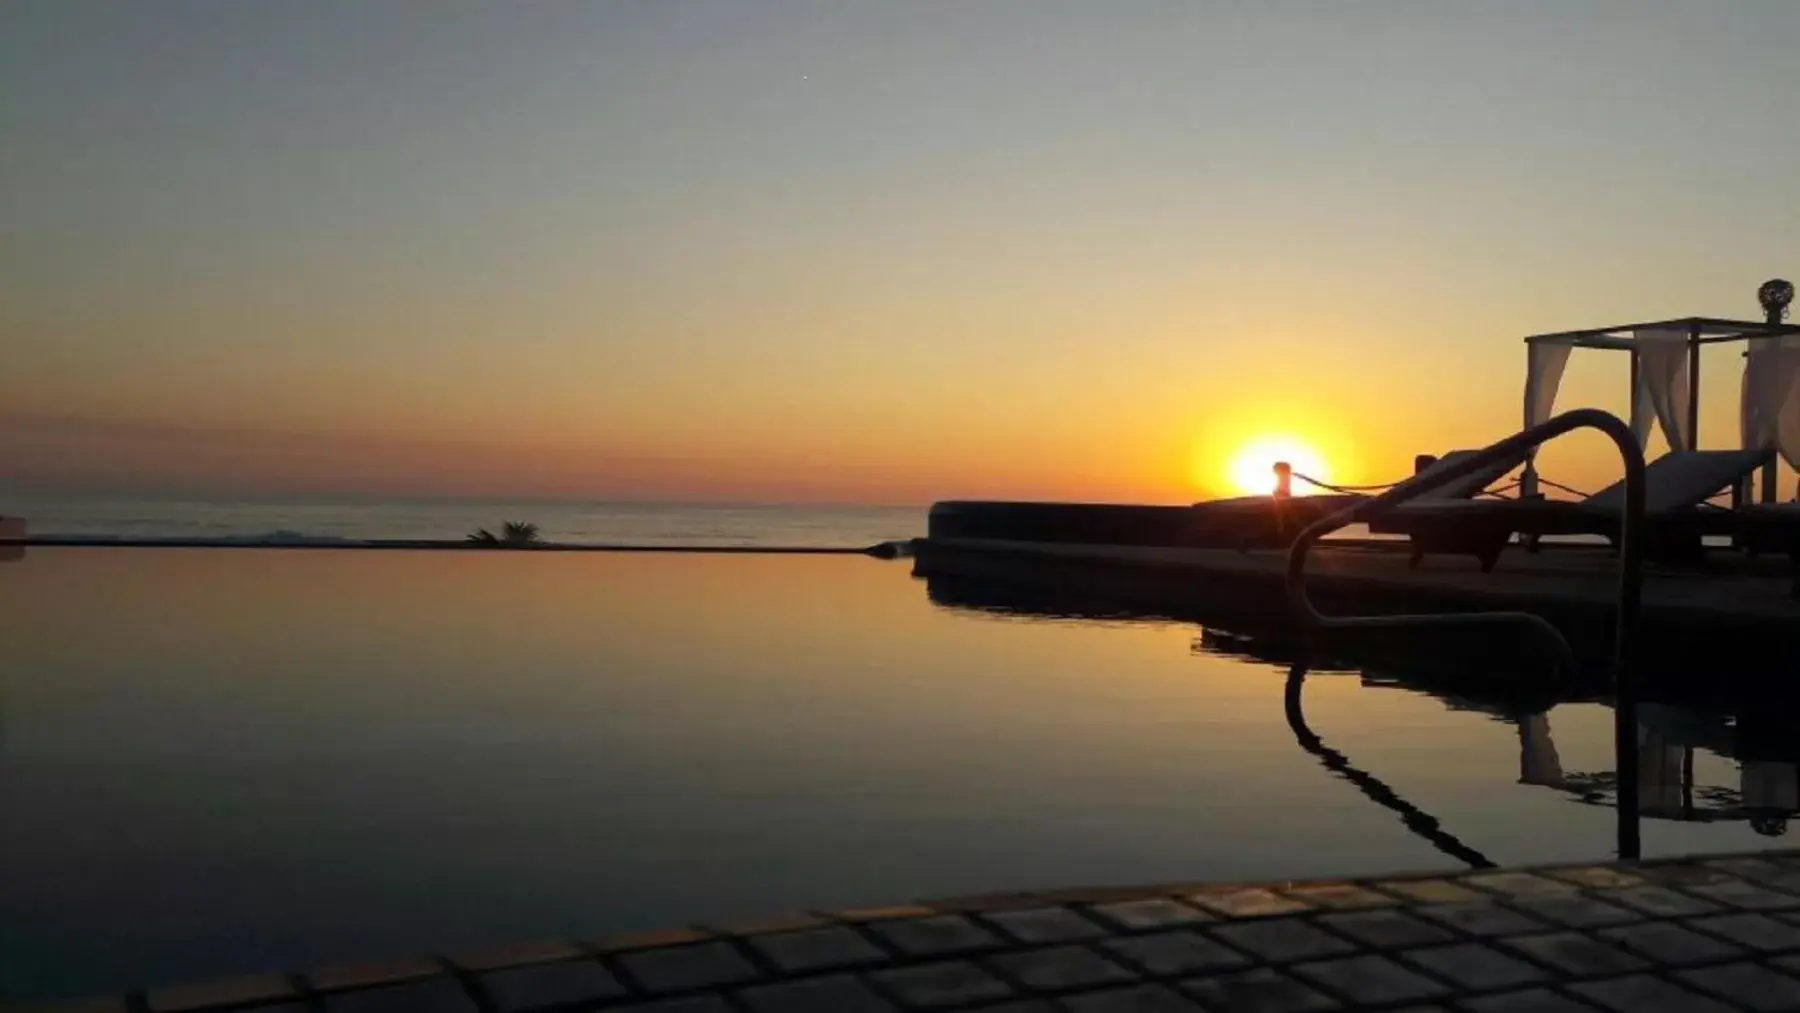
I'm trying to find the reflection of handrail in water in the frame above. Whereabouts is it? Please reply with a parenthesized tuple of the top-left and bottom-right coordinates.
(1284, 666, 1496, 869)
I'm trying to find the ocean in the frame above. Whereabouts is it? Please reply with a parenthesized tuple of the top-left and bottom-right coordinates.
(0, 495, 925, 548)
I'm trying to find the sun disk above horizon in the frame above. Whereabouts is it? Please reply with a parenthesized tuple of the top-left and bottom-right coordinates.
(1225, 437, 1330, 496)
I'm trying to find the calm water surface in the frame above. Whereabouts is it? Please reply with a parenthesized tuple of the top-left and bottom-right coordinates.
(1, 548, 1792, 998)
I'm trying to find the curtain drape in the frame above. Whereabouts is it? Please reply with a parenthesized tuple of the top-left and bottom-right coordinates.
(1633, 327, 1692, 452)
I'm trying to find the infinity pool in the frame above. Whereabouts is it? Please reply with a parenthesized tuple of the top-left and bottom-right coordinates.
(1, 549, 1790, 997)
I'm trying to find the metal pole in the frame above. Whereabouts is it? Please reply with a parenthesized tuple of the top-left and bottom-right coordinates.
(1522, 343, 1539, 499)
(1628, 350, 1640, 455)
(1614, 419, 1645, 863)
(1763, 297, 1784, 502)
(1686, 320, 1702, 452)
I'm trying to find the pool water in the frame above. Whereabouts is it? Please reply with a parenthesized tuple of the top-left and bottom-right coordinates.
(1, 549, 1791, 998)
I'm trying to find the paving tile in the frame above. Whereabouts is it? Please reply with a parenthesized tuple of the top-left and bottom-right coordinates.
(975, 1002, 1058, 1013)
(147, 974, 297, 1012)
(1061, 983, 1204, 1011)
(480, 959, 625, 1012)
(1676, 961, 1800, 1011)
(1315, 909, 1453, 948)
(1777, 953, 1800, 975)
(1541, 867, 1644, 890)
(982, 906, 1107, 944)
(322, 979, 480, 1013)
(1178, 967, 1338, 1012)
(451, 940, 584, 972)
(1208, 917, 1357, 964)
(1498, 933, 1648, 977)
(592, 928, 713, 953)
(1736, 865, 1800, 893)
(1635, 863, 1736, 888)
(1397, 942, 1548, 990)
(747, 925, 887, 973)
(1377, 879, 1485, 905)
(1189, 887, 1310, 919)
(1413, 903, 1551, 938)
(1458, 988, 1606, 1012)
(308, 960, 445, 994)
(987, 945, 1137, 991)
(1566, 974, 1735, 1013)
(869, 914, 1003, 957)
(869, 960, 1014, 1008)
(616, 941, 760, 993)
(1463, 873, 1576, 898)
(709, 911, 829, 936)
(1592, 885, 1721, 918)
(12, 1000, 132, 1013)
(1703, 856, 1792, 880)
(1290, 955, 1450, 1005)
(606, 997, 737, 1013)
(1689, 912, 1800, 953)
(1683, 877, 1800, 911)
(1501, 895, 1641, 929)
(737, 972, 896, 1012)
(1281, 883, 1397, 910)
(1089, 898, 1214, 932)
(834, 904, 937, 922)
(1597, 921, 1746, 965)
(1100, 931, 1252, 976)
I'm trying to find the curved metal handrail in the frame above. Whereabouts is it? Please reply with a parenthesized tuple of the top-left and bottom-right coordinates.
(1285, 407, 1646, 858)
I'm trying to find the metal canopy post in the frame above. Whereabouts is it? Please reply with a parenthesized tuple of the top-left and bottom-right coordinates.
(1687, 320, 1702, 452)
(1759, 282, 1793, 502)
(1628, 349, 1640, 450)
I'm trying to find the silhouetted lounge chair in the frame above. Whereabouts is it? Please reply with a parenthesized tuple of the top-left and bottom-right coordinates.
(1369, 448, 1771, 572)
(1402, 448, 1532, 502)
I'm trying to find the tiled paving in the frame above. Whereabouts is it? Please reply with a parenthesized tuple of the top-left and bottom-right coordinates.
(33, 849, 1800, 1012)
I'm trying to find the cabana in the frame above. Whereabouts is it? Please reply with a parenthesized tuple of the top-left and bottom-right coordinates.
(1520, 280, 1800, 504)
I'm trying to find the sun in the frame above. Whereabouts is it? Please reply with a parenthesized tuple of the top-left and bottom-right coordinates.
(1227, 436, 1330, 496)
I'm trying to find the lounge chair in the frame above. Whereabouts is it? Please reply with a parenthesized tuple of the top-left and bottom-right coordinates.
(1369, 448, 1770, 573)
(1400, 448, 1531, 502)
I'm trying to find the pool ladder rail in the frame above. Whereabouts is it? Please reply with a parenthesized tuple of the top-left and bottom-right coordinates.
(1284, 408, 1647, 859)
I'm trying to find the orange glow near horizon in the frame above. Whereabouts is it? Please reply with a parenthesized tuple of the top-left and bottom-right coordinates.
(1221, 436, 1332, 496)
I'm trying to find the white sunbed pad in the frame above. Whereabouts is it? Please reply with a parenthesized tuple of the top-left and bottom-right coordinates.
(1584, 449, 1770, 514)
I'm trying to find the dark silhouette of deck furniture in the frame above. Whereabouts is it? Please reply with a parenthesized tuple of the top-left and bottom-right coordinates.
(1370, 447, 1771, 572)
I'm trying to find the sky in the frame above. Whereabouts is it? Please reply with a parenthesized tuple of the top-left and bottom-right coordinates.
(3, 1, 1799, 505)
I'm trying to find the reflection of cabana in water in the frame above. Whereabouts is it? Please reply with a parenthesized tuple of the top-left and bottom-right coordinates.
(1349, 665, 1800, 838)
(1517, 705, 1800, 836)
(1520, 281, 1800, 503)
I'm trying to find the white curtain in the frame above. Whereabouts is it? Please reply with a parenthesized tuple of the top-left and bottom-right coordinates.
(1523, 341, 1571, 430)
(1742, 335, 1800, 469)
(1633, 327, 1692, 452)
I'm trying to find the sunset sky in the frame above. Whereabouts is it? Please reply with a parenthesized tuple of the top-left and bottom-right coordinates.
(4, 1, 1799, 504)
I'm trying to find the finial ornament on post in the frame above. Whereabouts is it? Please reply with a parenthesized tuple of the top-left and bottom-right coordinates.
(1760, 279, 1793, 324)
(1272, 460, 1292, 500)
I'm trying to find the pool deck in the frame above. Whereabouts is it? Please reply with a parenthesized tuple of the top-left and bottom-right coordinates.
(37, 849, 1800, 1013)
(911, 538, 1800, 678)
